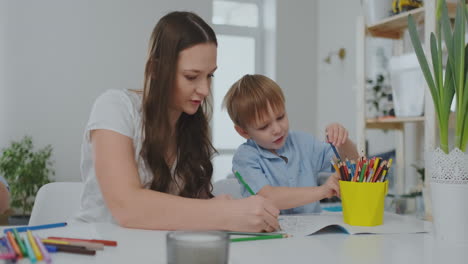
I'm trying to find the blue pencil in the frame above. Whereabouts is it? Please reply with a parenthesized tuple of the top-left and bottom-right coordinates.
(3, 222, 67, 234)
(327, 135, 342, 161)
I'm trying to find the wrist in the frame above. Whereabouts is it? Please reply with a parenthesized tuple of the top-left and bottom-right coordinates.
(217, 199, 238, 231)
(316, 185, 327, 198)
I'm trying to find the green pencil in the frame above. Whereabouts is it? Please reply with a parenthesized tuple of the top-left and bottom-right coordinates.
(234, 171, 255, 195)
(359, 163, 367, 182)
(230, 234, 290, 242)
(227, 231, 283, 236)
(12, 228, 28, 256)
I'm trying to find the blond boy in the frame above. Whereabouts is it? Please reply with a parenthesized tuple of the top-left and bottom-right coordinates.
(223, 74, 359, 214)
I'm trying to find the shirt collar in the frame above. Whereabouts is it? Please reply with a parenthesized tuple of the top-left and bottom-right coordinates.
(246, 136, 289, 159)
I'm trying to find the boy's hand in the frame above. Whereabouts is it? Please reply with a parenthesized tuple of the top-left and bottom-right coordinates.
(321, 172, 341, 198)
(325, 123, 349, 147)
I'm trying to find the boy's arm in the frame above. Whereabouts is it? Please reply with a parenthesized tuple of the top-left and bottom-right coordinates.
(257, 172, 340, 210)
(336, 139, 359, 160)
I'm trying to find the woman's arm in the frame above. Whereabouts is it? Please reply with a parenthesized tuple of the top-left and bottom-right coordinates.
(91, 129, 280, 232)
(0, 182, 9, 214)
(257, 172, 340, 210)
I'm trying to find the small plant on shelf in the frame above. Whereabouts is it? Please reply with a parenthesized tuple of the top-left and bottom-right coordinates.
(366, 73, 395, 118)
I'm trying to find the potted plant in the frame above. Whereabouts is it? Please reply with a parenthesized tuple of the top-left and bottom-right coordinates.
(408, 0, 468, 244)
(0, 136, 54, 225)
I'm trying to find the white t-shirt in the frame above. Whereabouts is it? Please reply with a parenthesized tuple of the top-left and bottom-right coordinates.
(76, 89, 180, 223)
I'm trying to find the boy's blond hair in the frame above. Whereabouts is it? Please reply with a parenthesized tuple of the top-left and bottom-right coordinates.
(222, 74, 285, 128)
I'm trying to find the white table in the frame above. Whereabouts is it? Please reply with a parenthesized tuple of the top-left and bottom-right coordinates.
(2, 219, 468, 264)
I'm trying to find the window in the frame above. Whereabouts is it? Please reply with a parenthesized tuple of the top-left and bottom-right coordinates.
(211, 0, 274, 182)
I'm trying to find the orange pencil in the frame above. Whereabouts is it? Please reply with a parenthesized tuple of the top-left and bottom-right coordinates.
(6, 231, 22, 258)
(48, 236, 117, 246)
(331, 160, 341, 179)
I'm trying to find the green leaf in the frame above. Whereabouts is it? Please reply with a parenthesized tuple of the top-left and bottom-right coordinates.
(0, 136, 54, 214)
(408, 15, 438, 110)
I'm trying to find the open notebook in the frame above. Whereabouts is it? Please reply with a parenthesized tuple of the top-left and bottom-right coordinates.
(278, 212, 427, 237)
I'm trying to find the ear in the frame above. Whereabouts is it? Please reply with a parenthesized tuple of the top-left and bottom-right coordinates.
(234, 125, 250, 139)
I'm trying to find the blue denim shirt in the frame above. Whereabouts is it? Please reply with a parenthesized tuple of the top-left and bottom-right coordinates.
(232, 130, 333, 214)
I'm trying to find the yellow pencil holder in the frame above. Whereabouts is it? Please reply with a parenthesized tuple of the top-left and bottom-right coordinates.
(339, 180, 388, 226)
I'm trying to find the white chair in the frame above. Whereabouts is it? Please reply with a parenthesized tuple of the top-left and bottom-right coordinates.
(29, 182, 84, 225)
(212, 178, 243, 199)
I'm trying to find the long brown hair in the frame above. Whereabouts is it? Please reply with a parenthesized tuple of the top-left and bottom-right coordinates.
(141, 11, 217, 198)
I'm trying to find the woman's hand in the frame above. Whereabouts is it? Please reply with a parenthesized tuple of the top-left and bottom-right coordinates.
(228, 195, 280, 232)
(325, 123, 349, 147)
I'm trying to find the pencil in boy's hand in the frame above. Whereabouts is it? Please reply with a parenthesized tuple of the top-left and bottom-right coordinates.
(326, 135, 342, 161)
(234, 171, 255, 195)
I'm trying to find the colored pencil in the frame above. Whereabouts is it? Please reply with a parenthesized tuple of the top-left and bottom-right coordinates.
(43, 243, 95, 255)
(0, 238, 16, 260)
(372, 162, 386, 182)
(234, 171, 255, 195)
(43, 239, 104, 250)
(359, 164, 367, 182)
(35, 236, 52, 264)
(23, 233, 37, 263)
(227, 231, 284, 236)
(3, 222, 67, 234)
(327, 135, 342, 161)
(27, 231, 42, 260)
(230, 234, 290, 242)
(5, 231, 21, 258)
(47, 237, 117, 247)
(12, 229, 27, 256)
(1, 237, 15, 257)
(44, 245, 57, 253)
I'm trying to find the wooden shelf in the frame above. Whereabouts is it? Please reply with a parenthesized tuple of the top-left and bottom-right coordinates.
(366, 116, 425, 130)
(367, 3, 457, 39)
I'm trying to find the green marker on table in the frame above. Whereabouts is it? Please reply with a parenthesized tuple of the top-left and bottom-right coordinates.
(230, 234, 290, 242)
(234, 171, 255, 195)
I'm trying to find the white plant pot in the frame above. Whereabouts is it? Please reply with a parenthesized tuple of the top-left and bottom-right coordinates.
(422, 183, 432, 220)
(428, 148, 468, 244)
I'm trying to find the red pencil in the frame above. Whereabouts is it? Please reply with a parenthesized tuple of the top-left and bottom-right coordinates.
(372, 161, 387, 182)
(48, 237, 117, 247)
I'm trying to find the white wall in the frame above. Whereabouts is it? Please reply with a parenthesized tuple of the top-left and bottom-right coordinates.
(275, 1, 318, 135)
(316, 0, 361, 141)
(0, 0, 212, 182)
(0, 1, 7, 142)
(316, 0, 396, 154)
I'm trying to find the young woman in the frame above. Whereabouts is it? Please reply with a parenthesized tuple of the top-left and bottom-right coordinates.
(77, 11, 280, 232)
